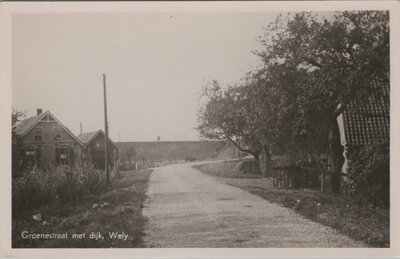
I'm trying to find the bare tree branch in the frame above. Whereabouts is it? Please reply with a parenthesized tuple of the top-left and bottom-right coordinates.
(226, 137, 255, 156)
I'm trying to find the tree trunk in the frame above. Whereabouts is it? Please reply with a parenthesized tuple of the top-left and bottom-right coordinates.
(253, 152, 261, 174)
(328, 118, 345, 194)
(226, 137, 262, 174)
(262, 145, 272, 177)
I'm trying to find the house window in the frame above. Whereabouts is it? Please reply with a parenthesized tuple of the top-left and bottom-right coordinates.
(33, 131, 43, 142)
(25, 150, 35, 156)
(25, 149, 35, 166)
(24, 148, 40, 167)
(55, 147, 73, 165)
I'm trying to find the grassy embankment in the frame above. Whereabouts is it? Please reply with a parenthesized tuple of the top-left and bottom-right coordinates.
(116, 141, 247, 170)
(194, 160, 389, 247)
(12, 169, 152, 248)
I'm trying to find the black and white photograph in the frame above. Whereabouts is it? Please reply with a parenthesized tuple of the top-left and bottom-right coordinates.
(1, 1, 399, 257)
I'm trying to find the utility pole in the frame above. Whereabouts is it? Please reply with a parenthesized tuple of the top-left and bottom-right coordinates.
(103, 73, 109, 184)
(80, 122, 83, 134)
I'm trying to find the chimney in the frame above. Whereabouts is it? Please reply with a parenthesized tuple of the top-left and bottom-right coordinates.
(37, 109, 42, 116)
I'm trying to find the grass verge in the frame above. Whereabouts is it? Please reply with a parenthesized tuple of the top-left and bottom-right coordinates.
(12, 169, 152, 248)
(194, 161, 389, 247)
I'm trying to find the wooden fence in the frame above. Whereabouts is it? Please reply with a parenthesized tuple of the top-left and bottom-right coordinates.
(272, 165, 334, 192)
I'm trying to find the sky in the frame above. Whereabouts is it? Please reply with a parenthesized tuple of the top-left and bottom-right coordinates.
(12, 12, 279, 141)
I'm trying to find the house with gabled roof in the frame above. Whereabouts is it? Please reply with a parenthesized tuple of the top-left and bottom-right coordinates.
(12, 109, 83, 169)
(78, 129, 118, 170)
(337, 83, 389, 173)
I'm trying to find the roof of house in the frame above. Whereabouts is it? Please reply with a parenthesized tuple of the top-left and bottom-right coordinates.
(77, 131, 99, 144)
(342, 85, 389, 146)
(78, 130, 118, 150)
(13, 113, 47, 136)
(13, 110, 83, 145)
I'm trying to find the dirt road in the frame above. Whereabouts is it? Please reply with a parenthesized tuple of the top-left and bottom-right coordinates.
(143, 162, 365, 247)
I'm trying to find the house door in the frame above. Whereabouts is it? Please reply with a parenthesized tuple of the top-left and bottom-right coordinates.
(93, 150, 105, 169)
(41, 145, 54, 168)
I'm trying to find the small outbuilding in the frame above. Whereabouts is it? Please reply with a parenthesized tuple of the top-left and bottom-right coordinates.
(78, 130, 119, 169)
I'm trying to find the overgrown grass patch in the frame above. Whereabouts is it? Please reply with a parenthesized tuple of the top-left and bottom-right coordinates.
(12, 169, 152, 248)
(194, 161, 389, 247)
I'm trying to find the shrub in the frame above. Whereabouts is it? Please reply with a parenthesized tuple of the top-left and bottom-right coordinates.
(12, 166, 60, 211)
(13, 161, 109, 213)
(185, 156, 197, 162)
(74, 162, 108, 197)
(347, 142, 389, 208)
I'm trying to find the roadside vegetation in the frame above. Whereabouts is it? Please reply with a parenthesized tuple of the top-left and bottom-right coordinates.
(12, 165, 152, 248)
(197, 11, 389, 196)
(194, 161, 389, 247)
(196, 11, 389, 246)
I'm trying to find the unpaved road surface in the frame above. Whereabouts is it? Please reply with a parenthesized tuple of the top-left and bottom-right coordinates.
(143, 162, 365, 248)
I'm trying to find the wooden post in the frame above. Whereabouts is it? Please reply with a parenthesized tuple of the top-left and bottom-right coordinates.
(321, 171, 324, 192)
(103, 73, 109, 184)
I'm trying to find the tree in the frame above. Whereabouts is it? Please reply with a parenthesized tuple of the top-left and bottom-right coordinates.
(232, 76, 285, 177)
(197, 81, 263, 173)
(256, 11, 389, 192)
(245, 69, 306, 175)
(12, 109, 26, 127)
(12, 109, 26, 175)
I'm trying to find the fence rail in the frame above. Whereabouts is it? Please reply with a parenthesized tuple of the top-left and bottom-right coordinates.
(272, 165, 335, 192)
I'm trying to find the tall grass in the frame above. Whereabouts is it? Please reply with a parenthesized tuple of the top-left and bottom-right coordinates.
(12, 161, 111, 212)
